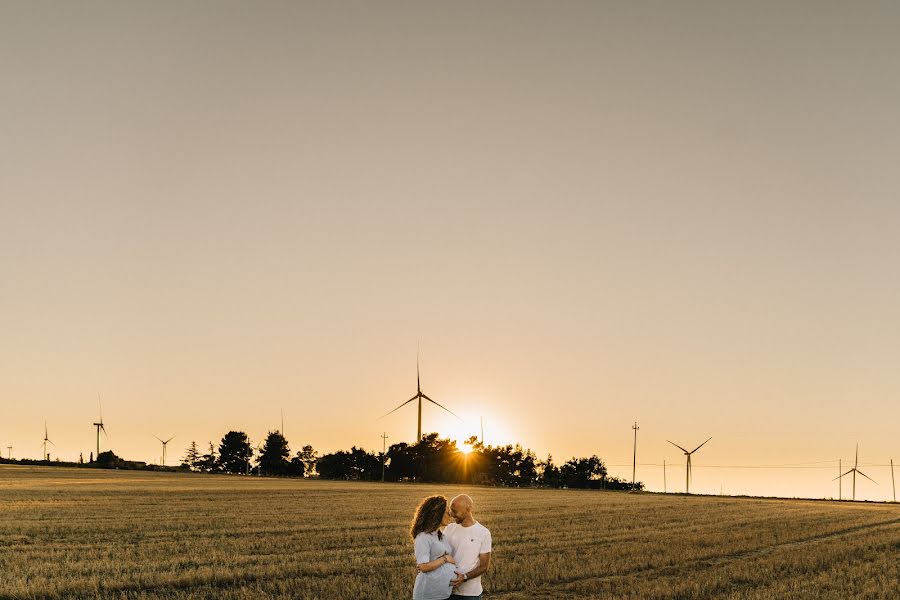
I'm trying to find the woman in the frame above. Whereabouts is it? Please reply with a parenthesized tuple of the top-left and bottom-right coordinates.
(411, 495, 456, 600)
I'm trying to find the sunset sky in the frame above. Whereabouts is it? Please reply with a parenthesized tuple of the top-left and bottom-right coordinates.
(2, 2, 898, 501)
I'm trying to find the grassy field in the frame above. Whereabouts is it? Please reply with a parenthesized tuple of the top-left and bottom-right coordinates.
(0, 466, 897, 599)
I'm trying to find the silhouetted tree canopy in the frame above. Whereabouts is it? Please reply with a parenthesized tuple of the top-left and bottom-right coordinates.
(314, 433, 643, 491)
(181, 441, 201, 471)
(67, 426, 643, 491)
(295, 445, 318, 476)
(539, 454, 560, 487)
(198, 441, 219, 473)
(96, 450, 124, 469)
(317, 446, 381, 480)
(218, 431, 252, 474)
(258, 431, 293, 476)
(560, 455, 606, 489)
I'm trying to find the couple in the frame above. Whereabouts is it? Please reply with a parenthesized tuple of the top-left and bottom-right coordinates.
(410, 494, 492, 600)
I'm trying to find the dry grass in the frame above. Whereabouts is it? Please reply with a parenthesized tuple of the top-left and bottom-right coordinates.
(0, 465, 897, 599)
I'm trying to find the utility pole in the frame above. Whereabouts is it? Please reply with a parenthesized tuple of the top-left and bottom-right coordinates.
(480, 416, 484, 445)
(663, 458, 667, 493)
(631, 422, 639, 491)
(891, 459, 896, 503)
(381, 432, 389, 482)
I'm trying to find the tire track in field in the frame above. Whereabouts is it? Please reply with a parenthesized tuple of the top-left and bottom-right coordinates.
(489, 516, 900, 599)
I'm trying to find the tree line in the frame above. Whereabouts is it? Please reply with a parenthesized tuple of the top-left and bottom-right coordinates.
(177, 430, 642, 490)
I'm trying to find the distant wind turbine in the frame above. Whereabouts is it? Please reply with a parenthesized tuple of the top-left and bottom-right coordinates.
(667, 437, 711, 494)
(379, 347, 462, 441)
(93, 394, 108, 458)
(255, 441, 264, 476)
(42, 421, 55, 461)
(154, 435, 175, 466)
(833, 444, 877, 501)
(5, 445, 11, 460)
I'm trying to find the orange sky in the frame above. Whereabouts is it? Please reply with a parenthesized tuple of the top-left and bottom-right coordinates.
(1, 2, 898, 501)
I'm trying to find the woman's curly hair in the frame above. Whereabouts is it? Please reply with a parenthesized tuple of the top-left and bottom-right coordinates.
(410, 495, 448, 540)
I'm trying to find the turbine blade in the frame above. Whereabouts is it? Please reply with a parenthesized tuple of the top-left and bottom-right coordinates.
(422, 394, 463, 420)
(165, 436, 175, 444)
(378, 395, 419, 419)
(154, 435, 164, 443)
(833, 470, 854, 481)
(47, 439, 55, 446)
(856, 470, 877, 484)
(690, 437, 712, 454)
(667, 440, 689, 454)
(417, 343, 421, 393)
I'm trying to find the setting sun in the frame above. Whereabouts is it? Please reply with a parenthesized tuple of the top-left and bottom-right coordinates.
(460, 443, 473, 455)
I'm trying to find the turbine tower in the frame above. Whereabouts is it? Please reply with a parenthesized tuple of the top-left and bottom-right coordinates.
(42, 421, 54, 461)
(93, 394, 107, 458)
(154, 435, 175, 466)
(667, 437, 712, 494)
(379, 347, 461, 441)
(5, 446, 11, 460)
(833, 443, 877, 501)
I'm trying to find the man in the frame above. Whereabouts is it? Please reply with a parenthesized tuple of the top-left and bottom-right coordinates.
(444, 494, 491, 600)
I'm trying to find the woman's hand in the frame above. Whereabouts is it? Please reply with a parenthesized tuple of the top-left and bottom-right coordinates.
(443, 553, 456, 565)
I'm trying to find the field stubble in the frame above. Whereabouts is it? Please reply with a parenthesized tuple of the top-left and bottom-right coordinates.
(0, 466, 897, 599)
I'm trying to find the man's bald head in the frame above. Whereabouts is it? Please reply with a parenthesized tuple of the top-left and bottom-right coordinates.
(449, 494, 474, 524)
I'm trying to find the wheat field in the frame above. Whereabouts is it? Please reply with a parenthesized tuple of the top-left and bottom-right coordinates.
(0, 465, 897, 599)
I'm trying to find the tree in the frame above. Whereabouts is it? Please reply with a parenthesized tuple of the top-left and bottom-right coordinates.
(384, 442, 417, 482)
(288, 453, 306, 477)
(296, 445, 318, 477)
(181, 441, 201, 471)
(516, 446, 538, 486)
(258, 431, 291, 476)
(198, 441, 219, 473)
(219, 431, 252, 474)
(96, 450, 124, 469)
(317, 447, 381, 480)
(539, 454, 560, 487)
(560, 455, 607, 489)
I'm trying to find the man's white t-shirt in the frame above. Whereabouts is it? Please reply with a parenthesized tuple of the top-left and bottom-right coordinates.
(443, 521, 492, 596)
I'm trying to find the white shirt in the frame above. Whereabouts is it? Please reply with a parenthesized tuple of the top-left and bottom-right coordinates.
(443, 521, 492, 596)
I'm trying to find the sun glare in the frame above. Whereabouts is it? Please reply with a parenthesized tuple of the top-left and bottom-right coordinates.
(460, 443, 473, 455)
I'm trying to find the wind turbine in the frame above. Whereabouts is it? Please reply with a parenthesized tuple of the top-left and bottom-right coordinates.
(667, 437, 711, 494)
(93, 394, 107, 459)
(154, 435, 175, 466)
(42, 421, 55, 460)
(5, 446, 11, 460)
(255, 440, 264, 476)
(379, 348, 461, 441)
(833, 444, 877, 501)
